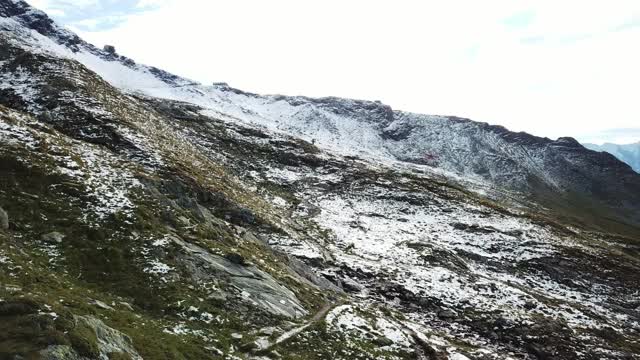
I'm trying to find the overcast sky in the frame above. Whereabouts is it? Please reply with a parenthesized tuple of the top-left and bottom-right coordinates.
(26, 0, 640, 144)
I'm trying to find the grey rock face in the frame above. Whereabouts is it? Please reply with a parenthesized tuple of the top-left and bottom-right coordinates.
(0, 206, 8, 230)
(171, 236, 308, 319)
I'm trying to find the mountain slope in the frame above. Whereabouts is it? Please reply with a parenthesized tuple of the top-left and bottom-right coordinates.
(4, 0, 640, 231)
(584, 142, 640, 173)
(1, 1, 639, 359)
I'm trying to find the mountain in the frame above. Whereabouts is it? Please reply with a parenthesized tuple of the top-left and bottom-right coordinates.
(1, 1, 639, 359)
(583, 142, 640, 173)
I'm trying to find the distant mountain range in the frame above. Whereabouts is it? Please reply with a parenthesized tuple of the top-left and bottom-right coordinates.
(583, 142, 640, 172)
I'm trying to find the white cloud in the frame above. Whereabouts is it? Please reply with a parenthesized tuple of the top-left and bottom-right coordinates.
(25, 0, 156, 31)
(35, 0, 640, 143)
(579, 128, 640, 145)
(45, 8, 65, 16)
(23, 0, 49, 10)
(135, 0, 172, 8)
(28, 0, 98, 10)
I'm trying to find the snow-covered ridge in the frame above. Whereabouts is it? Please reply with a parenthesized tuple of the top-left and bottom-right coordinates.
(2, 0, 640, 228)
(0, 0, 194, 88)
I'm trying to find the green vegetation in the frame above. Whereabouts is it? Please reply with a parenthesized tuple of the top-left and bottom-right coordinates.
(0, 105, 334, 359)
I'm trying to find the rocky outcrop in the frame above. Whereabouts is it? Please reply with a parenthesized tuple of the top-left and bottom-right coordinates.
(76, 316, 141, 360)
(39, 316, 141, 360)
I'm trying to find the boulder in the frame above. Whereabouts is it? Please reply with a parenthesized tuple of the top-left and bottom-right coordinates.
(224, 207, 256, 225)
(373, 337, 395, 347)
(118, 302, 134, 311)
(437, 309, 458, 319)
(0, 207, 8, 230)
(41, 232, 65, 244)
(207, 290, 227, 302)
(253, 337, 271, 351)
(225, 252, 247, 266)
(524, 301, 537, 310)
(89, 299, 114, 311)
(259, 327, 277, 336)
(342, 277, 365, 293)
(103, 45, 116, 55)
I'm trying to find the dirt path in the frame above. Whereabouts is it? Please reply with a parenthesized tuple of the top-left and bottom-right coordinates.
(274, 302, 334, 344)
(257, 301, 337, 353)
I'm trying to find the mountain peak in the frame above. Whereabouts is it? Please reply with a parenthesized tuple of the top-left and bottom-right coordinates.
(0, 0, 82, 48)
(553, 136, 583, 147)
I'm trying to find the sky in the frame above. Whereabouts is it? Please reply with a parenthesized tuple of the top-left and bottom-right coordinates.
(26, 0, 640, 144)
